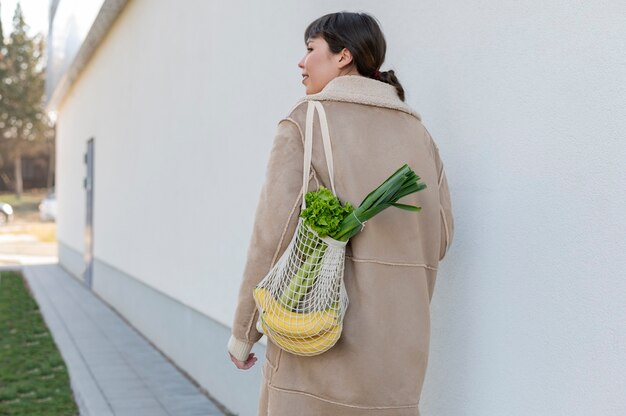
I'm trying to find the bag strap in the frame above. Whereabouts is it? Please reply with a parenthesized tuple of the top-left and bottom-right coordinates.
(303, 100, 337, 209)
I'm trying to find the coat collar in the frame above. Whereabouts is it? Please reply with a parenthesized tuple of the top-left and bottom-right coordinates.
(293, 75, 421, 121)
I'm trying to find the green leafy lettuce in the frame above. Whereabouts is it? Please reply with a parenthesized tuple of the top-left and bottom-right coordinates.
(299, 186, 354, 238)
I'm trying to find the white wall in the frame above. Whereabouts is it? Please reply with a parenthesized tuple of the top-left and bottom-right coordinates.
(410, 2, 626, 415)
(54, 0, 626, 414)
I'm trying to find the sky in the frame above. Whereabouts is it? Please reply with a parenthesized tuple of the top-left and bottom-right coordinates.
(1, 0, 48, 37)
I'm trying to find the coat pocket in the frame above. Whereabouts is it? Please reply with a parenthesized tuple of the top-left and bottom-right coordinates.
(265, 338, 281, 371)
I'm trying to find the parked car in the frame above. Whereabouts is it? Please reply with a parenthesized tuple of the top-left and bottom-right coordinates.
(0, 202, 14, 225)
(39, 191, 57, 222)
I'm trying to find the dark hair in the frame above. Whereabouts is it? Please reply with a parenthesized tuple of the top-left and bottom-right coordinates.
(304, 12, 405, 101)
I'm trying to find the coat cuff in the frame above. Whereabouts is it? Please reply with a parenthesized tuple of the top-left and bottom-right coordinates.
(227, 335, 255, 362)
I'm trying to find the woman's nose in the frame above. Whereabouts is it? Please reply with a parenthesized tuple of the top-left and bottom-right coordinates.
(297, 56, 305, 69)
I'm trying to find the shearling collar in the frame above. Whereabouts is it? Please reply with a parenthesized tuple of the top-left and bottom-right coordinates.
(293, 75, 421, 121)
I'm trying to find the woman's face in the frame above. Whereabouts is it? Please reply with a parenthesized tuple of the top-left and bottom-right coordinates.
(298, 36, 356, 94)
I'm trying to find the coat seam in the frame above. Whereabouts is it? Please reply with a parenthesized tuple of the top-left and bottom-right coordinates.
(284, 115, 321, 190)
(264, 355, 277, 372)
(244, 306, 260, 343)
(440, 205, 450, 260)
(265, 360, 276, 372)
(438, 165, 445, 188)
(267, 383, 419, 409)
(346, 255, 438, 270)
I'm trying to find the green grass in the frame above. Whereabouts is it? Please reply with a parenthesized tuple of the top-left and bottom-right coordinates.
(0, 271, 79, 416)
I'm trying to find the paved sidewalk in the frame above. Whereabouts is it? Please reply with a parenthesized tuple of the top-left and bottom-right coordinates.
(17, 263, 228, 416)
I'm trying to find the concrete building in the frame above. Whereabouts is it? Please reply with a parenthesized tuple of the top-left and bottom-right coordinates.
(46, 1, 626, 415)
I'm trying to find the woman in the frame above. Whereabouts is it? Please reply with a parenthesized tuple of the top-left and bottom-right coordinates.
(228, 11, 454, 415)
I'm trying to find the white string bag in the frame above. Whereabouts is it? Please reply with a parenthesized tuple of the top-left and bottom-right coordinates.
(253, 100, 363, 356)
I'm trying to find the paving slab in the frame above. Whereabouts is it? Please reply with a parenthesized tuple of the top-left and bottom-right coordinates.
(15, 263, 227, 416)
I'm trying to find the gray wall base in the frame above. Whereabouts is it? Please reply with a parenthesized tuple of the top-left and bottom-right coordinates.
(58, 241, 264, 416)
(58, 240, 86, 282)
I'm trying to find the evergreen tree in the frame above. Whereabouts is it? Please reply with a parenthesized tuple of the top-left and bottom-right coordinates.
(0, 2, 53, 198)
(0, 0, 6, 107)
(0, 1, 8, 169)
(0, 1, 4, 50)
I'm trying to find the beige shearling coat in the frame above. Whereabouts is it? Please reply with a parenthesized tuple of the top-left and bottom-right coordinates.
(228, 75, 454, 415)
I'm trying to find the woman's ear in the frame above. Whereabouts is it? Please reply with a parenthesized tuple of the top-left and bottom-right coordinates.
(337, 47, 354, 69)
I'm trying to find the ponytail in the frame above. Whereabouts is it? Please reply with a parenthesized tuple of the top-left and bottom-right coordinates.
(374, 69, 405, 101)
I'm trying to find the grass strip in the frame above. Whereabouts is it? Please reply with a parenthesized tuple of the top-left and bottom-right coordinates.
(0, 271, 79, 416)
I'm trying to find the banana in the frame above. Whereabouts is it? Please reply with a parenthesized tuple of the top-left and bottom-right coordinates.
(260, 318, 343, 356)
(253, 287, 340, 338)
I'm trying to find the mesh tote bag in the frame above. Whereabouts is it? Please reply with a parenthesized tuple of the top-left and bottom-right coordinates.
(252, 100, 360, 357)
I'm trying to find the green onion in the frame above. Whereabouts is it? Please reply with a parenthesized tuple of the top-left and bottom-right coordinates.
(331, 164, 426, 241)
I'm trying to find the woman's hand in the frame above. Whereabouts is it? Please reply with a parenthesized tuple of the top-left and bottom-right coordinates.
(229, 352, 258, 370)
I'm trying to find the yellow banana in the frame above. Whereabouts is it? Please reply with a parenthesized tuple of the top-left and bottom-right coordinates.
(261, 319, 343, 356)
(253, 287, 339, 338)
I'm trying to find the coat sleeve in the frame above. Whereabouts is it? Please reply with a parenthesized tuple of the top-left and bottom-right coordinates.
(227, 118, 307, 361)
(425, 127, 455, 262)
